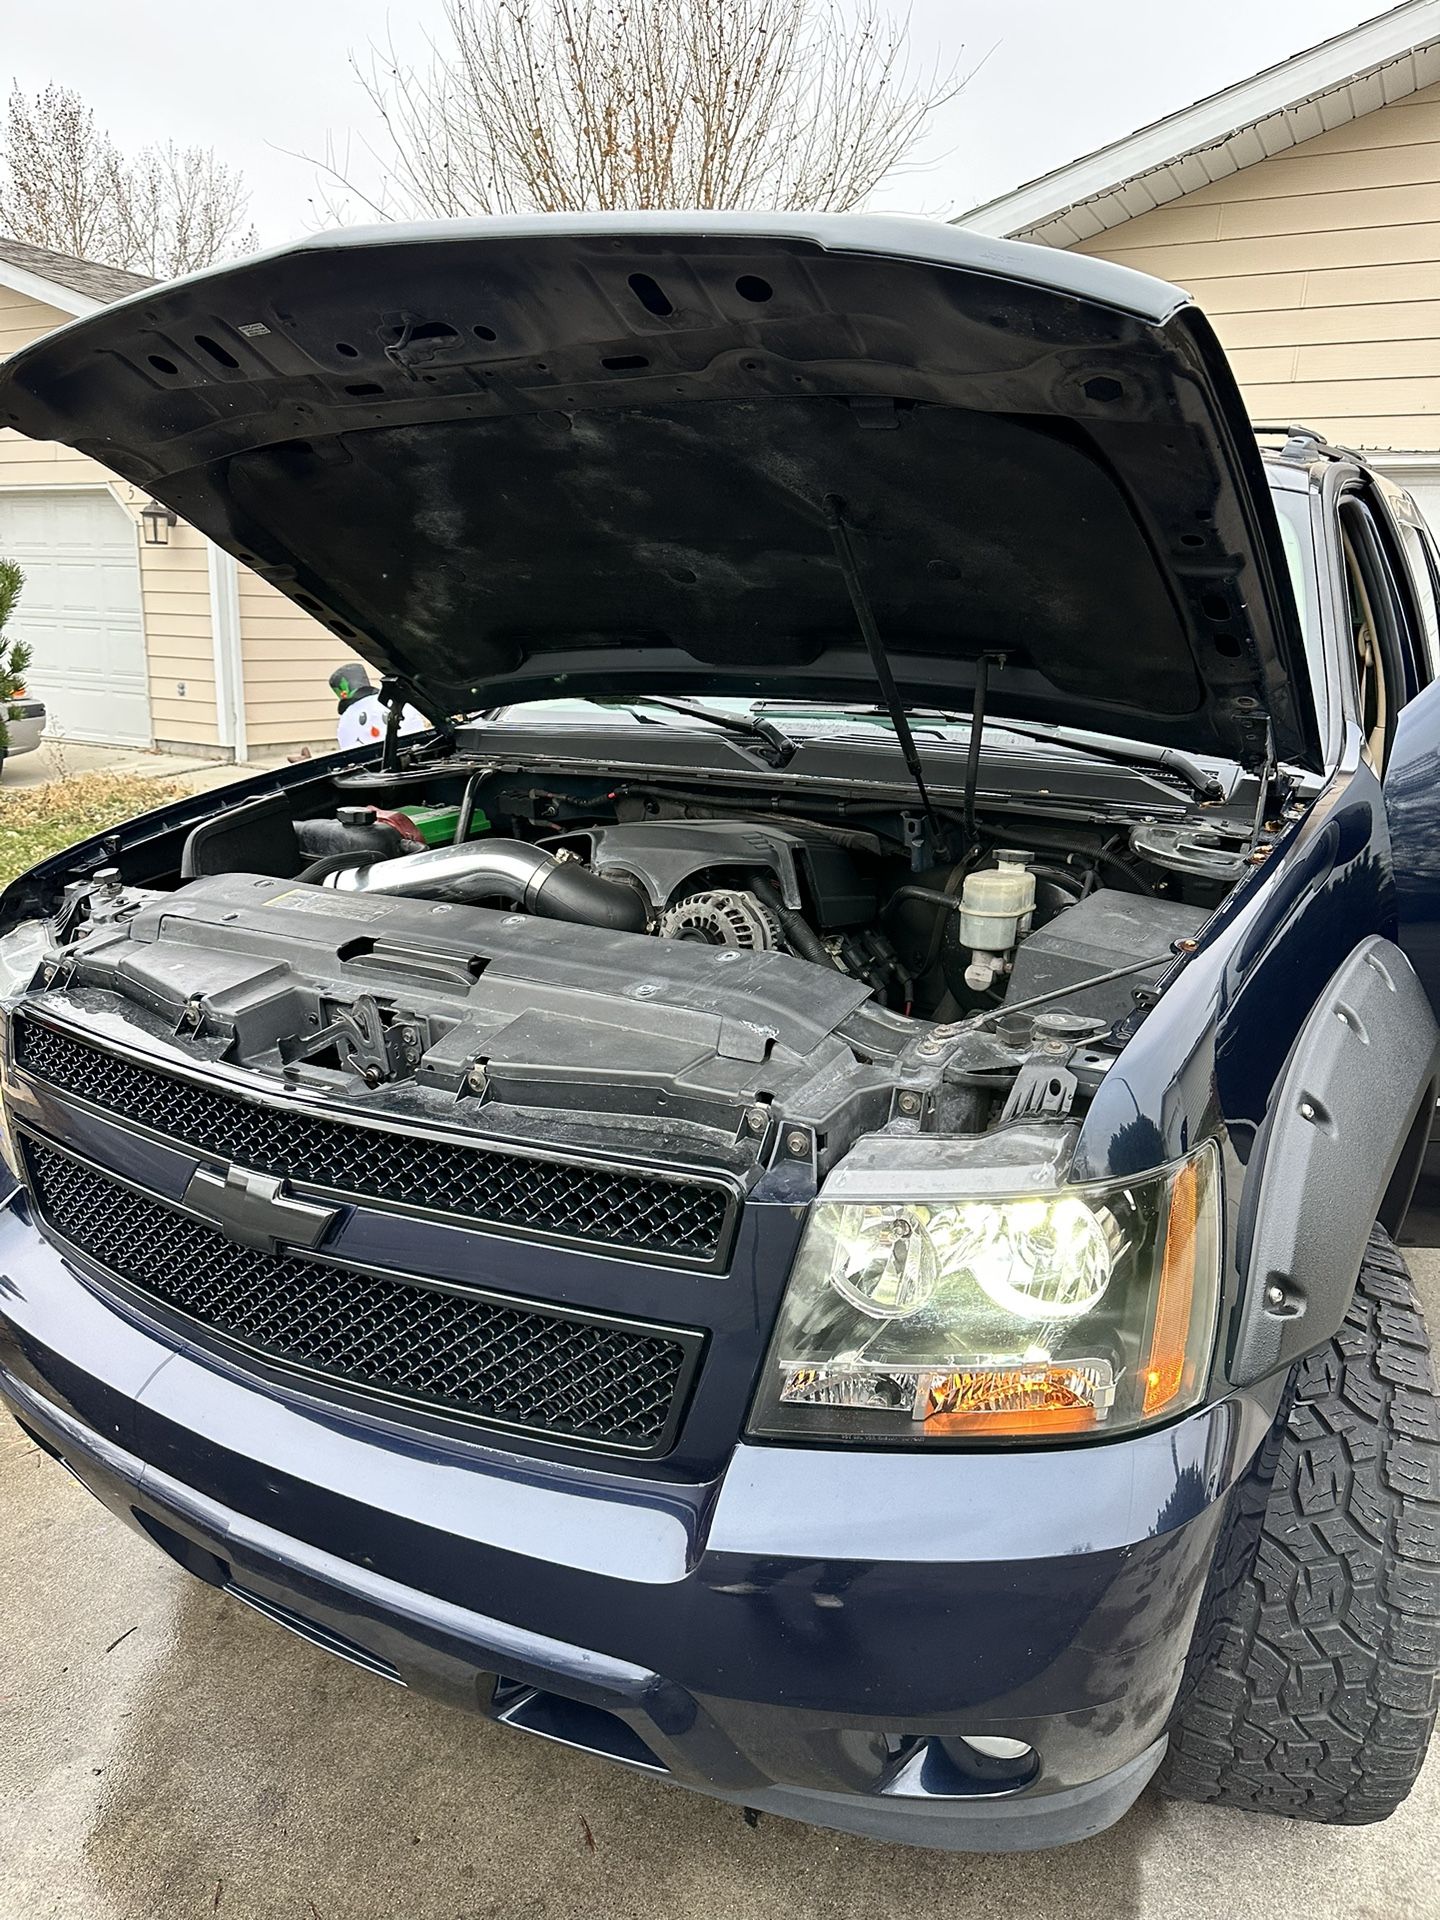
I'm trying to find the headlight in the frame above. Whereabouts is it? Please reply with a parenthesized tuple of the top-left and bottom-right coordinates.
(748, 1140, 1220, 1444)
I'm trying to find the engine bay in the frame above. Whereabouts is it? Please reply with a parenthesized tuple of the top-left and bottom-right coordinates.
(243, 767, 1257, 1026)
(0, 735, 1290, 1180)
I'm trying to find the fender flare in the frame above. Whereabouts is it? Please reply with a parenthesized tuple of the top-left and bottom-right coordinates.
(1230, 936, 1439, 1387)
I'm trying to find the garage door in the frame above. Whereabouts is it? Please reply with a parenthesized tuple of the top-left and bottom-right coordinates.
(1382, 468, 1440, 536)
(0, 488, 150, 745)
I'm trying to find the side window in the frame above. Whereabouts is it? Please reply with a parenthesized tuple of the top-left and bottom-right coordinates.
(1393, 514, 1440, 680)
(1339, 496, 1421, 768)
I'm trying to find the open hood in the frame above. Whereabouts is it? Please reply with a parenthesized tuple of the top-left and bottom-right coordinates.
(0, 213, 1320, 769)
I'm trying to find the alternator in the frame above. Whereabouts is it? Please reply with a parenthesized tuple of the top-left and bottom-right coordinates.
(658, 889, 784, 950)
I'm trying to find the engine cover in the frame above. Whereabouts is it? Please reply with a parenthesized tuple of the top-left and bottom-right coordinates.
(43, 873, 894, 1160)
(561, 820, 874, 927)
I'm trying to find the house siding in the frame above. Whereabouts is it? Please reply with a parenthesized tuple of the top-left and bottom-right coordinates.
(1069, 80, 1440, 448)
(0, 290, 70, 360)
(138, 524, 221, 750)
(0, 282, 345, 756)
(236, 570, 341, 752)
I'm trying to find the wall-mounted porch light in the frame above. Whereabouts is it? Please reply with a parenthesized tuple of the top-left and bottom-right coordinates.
(141, 498, 178, 546)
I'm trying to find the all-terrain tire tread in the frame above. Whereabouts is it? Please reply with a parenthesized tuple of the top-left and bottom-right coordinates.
(1159, 1226, 1440, 1824)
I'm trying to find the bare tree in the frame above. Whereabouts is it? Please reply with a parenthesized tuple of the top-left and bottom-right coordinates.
(107, 142, 257, 277)
(312, 0, 968, 222)
(0, 83, 258, 275)
(0, 85, 118, 262)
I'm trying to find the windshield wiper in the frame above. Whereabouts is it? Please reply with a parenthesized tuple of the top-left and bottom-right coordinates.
(989, 721, 1227, 803)
(599, 696, 793, 758)
(766, 700, 1227, 806)
(887, 709, 1227, 803)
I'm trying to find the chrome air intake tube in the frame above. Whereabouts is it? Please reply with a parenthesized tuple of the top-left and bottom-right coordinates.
(325, 839, 649, 933)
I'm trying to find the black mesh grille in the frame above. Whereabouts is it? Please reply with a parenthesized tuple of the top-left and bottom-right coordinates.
(24, 1138, 695, 1451)
(15, 1020, 731, 1262)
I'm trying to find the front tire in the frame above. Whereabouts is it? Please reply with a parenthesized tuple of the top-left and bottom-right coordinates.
(1160, 1226, 1440, 1824)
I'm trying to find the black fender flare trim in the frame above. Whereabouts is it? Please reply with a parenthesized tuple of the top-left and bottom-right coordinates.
(1230, 936, 1439, 1387)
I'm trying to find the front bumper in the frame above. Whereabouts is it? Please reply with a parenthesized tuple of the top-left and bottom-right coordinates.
(0, 1196, 1279, 1852)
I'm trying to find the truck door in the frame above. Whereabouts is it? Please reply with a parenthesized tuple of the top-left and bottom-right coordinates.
(1374, 481, 1440, 1011)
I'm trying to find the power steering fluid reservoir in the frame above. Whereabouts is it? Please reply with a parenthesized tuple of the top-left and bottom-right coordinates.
(959, 850, 1036, 992)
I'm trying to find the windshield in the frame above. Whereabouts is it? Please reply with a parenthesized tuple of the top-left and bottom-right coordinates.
(487, 696, 1109, 745)
(489, 696, 758, 728)
(478, 695, 1235, 800)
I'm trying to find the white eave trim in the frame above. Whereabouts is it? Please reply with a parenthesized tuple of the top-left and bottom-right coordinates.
(1362, 447, 1440, 471)
(958, 0, 1440, 241)
(0, 260, 102, 319)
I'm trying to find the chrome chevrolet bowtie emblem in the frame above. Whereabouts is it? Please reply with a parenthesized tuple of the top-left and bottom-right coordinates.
(184, 1164, 338, 1254)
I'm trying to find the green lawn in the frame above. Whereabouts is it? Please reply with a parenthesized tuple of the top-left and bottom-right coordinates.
(0, 773, 186, 888)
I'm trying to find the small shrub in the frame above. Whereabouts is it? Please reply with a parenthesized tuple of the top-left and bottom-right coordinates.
(0, 560, 30, 756)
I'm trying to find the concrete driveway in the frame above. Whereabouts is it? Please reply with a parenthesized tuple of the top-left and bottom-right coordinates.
(0, 738, 292, 795)
(5, 1258, 1439, 1920)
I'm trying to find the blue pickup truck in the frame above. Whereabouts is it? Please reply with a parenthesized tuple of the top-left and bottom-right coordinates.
(0, 215, 1436, 1852)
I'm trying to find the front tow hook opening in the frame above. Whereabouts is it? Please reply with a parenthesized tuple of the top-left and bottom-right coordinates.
(490, 1680, 670, 1775)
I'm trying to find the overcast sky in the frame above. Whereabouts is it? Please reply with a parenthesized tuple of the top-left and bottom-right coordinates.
(1, 0, 1403, 244)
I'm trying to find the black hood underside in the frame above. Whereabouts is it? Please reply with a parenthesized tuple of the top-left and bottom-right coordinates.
(0, 214, 1319, 769)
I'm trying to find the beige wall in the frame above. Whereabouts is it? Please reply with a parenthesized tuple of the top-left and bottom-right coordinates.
(138, 523, 221, 751)
(0, 289, 69, 361)
(237, 570, 341, 753)
(1070, 79, 1440, 449)
(1, 281, 337, 756)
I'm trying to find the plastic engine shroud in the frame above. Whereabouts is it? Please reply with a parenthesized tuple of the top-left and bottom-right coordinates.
(554, 820, 875, 930)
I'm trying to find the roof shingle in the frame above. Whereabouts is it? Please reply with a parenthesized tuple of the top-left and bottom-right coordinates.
(0, 235, 154, 306)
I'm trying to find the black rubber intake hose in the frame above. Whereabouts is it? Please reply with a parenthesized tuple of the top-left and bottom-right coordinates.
(749, 877, 839, 969)
(326, 838, 649, 933)
(528, 857, 649, 932)
(297, 850, 376, 884)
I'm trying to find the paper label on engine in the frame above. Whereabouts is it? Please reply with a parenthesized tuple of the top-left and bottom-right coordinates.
(261, 887, 397, 917)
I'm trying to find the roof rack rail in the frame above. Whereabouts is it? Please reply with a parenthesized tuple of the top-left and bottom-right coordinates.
(1254, 422, 1329, 460)
(1254, 422, 1370, 467)
(1253, 422, 1329, 438)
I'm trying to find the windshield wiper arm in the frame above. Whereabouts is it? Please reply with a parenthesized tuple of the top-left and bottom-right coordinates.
(606, 695, 793, 758)
(923, 712, 1226, 803)
(1019, 724, 1226, 802)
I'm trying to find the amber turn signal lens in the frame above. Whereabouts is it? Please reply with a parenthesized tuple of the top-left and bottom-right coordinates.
(920, 1362, 1107, 1436)
(1142, 1155, 1200, 1417)
(928, 1407, 1097, 1437)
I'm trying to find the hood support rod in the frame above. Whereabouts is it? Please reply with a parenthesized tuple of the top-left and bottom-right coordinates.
(962, 650, 1007, 843)
(823, 495, 944, 857)
(378, 673, 453, 771)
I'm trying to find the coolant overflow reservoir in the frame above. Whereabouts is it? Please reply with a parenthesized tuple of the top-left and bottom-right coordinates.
(960, 850, 1036, 992)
